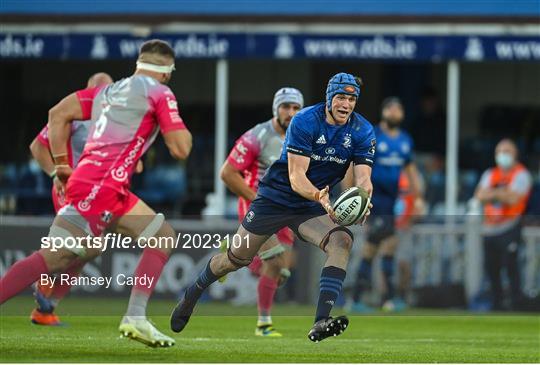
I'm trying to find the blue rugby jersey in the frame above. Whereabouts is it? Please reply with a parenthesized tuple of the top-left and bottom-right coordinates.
(258, 102, 375, 208)
(370, 125, 413, 214)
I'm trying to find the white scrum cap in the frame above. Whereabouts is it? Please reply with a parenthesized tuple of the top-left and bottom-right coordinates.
(272, 87, 304, 117)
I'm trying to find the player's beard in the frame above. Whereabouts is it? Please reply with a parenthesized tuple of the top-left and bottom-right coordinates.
(277, 117, 290, 131)
(383, 117, 402, 129)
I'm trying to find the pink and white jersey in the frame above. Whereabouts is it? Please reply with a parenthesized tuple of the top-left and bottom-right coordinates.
(37, 122, 90, 168)
(70, 75, 186, 194)
(226, 120, 284, 213)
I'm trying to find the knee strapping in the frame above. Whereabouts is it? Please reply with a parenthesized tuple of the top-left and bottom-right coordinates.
(319, 226, 354, 252)
(48, 225, 87, 257)
(227, 248, 253, 268)
(259, 244, 286, 261)
(279, 268, 291, 287)
(136, 213, 165, 241)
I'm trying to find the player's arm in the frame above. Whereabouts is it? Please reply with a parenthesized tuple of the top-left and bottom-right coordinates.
(403, 163, 422, 198)
(163, 130, 192, 160)
(288, 153, 319, 200)
(353, 164, 373, 196)
(29, 134, 55, 177)
(288, 153, 334, 218)
(48, 93, 84, 181)
(286, 115, 334, 216)
(351, 125, 376, 196)
(220, 162, 257, 201)
(403, 162, 426, 215)
(340, 163, 354, 190)
(220, 132, 259, 201)
(156, 88, 192, 160)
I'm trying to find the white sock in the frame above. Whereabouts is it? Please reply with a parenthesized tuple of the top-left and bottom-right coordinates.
(258, 316, 272, 326)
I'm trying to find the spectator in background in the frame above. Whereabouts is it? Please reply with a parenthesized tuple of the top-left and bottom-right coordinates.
(475, 139, 532, 310)
(411, 87, 446, 157)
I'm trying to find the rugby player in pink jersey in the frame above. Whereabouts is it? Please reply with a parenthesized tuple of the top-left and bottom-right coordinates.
(28, 72, 113, 326)
(220, 87, 303, 336)
(0, 39, 192, 348)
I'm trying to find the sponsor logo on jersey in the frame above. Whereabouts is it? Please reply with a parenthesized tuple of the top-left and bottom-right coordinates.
(169, 111, 183, 123)
(310, 153, 347, 164)
(343, 133, 352, 148)
(90, 150, 109, 158)
(401, 142, 410, 153)
(111, 136, 145, 183)
(246, 211, 255, 222)
(369, 138, 376, 155)
(166, 97, 178, 110)
(231, 150, 245, 164)
(316, 135, 327, 144)
(77, 184, 101, 212)
(325, 147, 336, 155)
(101, 210, 113, 223)
(378, 155, 405, 166)
(78, 159, 103, 167)
(236, 142, 248, 154)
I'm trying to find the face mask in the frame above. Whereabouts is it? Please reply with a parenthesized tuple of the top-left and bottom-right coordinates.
(495, 152, 514, 169)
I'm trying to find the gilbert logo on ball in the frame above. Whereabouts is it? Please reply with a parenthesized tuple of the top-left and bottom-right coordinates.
(332, 186, 371, 226)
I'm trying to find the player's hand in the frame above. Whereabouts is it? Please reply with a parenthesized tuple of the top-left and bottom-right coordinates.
(317, 186, 336, 222)
(55, 164, 72, 183)
(413, 197, 427, 217)
(53, 175, 66, 197)
(359, 202, 373, 225)
(135, 160, 144, 174)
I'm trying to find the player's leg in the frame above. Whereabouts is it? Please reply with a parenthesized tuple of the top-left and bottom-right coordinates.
(379, 234, 404, 311)
(350, 240, 378, 313)
(31, 186, 99, 324)
(1, 212, 99, 305)
(113, 196, 177, 347)
(171, 196, 286, 334)
(295, 214, 354, 342)
(395, 233, 412, 310)
(170, 224, 270, 333)
(253, 234, 290, 337)
(31, 256, 88, 326)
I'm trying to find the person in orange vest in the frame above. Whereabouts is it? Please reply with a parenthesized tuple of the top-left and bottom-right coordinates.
(475, 139, 532, 310)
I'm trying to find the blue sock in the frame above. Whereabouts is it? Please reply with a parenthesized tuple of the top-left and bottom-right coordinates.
(185, 259, 219, 301)
(315, 266, 346, 323)
(352, 258, 372, 302)
(381, 255, 395, 301)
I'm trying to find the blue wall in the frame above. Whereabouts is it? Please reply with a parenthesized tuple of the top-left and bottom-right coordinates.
(2, 0, 539, 16)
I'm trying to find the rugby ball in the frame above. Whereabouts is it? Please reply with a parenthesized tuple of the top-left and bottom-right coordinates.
(332, 187, 371, 226)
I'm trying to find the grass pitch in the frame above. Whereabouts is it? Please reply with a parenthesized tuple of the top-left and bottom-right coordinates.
(0, 297, 538, 363)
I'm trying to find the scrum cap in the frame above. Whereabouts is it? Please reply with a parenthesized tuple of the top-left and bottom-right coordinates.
(272, 87, 304, 117)
(326, 73, 361, 109)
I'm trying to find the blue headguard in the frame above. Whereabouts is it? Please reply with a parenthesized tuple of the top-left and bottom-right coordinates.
(325, 72, 361, 110)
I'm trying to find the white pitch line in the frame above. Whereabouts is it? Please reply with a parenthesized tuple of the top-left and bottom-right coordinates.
(182, 337, 536, 344)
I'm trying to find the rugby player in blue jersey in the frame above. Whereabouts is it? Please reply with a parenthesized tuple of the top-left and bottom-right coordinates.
(350, 97, 425, 312)
(171, 73, 376, 342)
